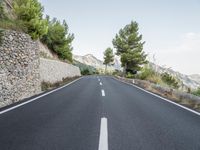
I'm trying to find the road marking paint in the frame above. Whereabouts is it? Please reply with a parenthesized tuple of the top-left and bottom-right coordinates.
(101, 89, 105, 96)
(114, 77, 200, 116)
(100, 82, 102, 86)
(98, 117, 108, 150)
(0, 77, 83, 115)
(98, 79, 101, 82)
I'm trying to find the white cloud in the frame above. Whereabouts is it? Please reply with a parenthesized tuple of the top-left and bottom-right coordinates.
(146, 33, 200, 75)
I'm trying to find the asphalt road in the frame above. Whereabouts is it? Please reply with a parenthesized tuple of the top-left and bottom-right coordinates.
(0, 76, 200, 150)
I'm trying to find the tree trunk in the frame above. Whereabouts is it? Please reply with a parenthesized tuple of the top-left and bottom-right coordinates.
(123, 63, 127, 77)
(105, 65, 107, 74)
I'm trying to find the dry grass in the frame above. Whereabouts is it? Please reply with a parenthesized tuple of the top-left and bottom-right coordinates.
(41, 76, 80, 91)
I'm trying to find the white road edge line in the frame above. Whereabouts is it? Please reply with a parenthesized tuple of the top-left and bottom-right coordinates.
(0, 77, 83, 115)
(98, 117, 108, 150)
(100, 82, 102, 86)
(101, 89, 105, 97)
(114, 77, 200, 116)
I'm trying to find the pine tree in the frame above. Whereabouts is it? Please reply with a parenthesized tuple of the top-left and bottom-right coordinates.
(103, 47, 114, 73)
(13, 0, 48, 39)
(41, 18, 74, 62)
(113, 21, 147, 75)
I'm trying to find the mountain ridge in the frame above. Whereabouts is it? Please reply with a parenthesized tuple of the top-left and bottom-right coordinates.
(73, 54, 200, 89)
(73, 54, 122, 71)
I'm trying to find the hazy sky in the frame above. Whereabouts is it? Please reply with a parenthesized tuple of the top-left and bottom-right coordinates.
(40, 0, 200, 75)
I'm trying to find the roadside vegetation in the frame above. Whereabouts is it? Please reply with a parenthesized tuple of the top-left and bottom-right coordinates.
(127, 64, 181, 89)
(192, 88, 200, 97)
(110, 20, 180, 90)
(73, 60, 98, 75)
(41, 76, 79, 91)
(0, 0, 74, 62)
(113, 21, 148, 76)
(41, 17, 74, 62)
(103, 47, 114, 73)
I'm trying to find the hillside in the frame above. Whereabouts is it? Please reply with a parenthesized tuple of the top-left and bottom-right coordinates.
(189, 74, 200, 83)
(73, 54, 122, 71)
(149, 63, 200, 89)
(73, 54, 200, 89)
(73, 60, 97, 75)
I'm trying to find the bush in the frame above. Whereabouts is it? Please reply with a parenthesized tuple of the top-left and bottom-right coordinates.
(126, 72, 135, 78)
(192, 88, 200, 97)
(161, 72, 179, 89)
(0, 19, 28, 32)
(112, 69, 123, 76)
(138, 65, 156, 80)
(81, 68, 90, 75)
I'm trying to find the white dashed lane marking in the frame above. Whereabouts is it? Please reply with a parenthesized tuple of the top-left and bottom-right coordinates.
(98, 117, 108, 150)
(101, 89, 105, 97)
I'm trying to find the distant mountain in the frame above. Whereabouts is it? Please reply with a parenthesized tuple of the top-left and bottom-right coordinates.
(189, 74, 200, 84)
(73, 54, 122, 71)
(149, 63, 200, 89)
(73, 54, 103, 68)
(73, 54, 200, 89)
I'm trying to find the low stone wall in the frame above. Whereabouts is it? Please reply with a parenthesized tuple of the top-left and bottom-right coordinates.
(0, 30, 41, 107)
(115, 76, 200, 111)
(40, 58, 81, 83)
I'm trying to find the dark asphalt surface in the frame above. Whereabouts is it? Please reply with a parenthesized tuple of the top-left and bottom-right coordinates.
(0, 76, 200, 150)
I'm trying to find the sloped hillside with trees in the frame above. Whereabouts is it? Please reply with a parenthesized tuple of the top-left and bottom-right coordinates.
(0, 0, 74, 62)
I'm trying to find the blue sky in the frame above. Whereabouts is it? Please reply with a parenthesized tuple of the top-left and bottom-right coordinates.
(40, 0, 200, 75)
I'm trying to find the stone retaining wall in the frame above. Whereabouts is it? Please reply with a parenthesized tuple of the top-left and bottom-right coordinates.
(0, 30, 41, 107)
(0, 30, 81, 108)
(40, 58, 81, 83)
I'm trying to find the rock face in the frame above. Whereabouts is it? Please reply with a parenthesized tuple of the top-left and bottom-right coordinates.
(40, 58, 81, 83)
(0, 30, 41, 107)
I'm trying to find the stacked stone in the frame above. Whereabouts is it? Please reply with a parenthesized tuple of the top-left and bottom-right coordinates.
(40, 58, 81, 84)
(0, 30, 41, 107)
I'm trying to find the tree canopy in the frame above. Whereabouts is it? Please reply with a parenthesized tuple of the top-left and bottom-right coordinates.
(41, 17, 74, 62)
(103, 48, 114, 65)
(13, 0, 48, 39)
(113, 21, 147, 74)
(103, 47, 114, 72)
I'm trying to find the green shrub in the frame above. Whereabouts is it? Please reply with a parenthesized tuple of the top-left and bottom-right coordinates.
(126, 72, 135, 78)
(161, 72, 179, 89)
(192, 88, 200, 97)
(112, 70, 123, 76)
(81, 68, 90, 75)
(138, 65, 156, 80)
(0, 19, 27, 32)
